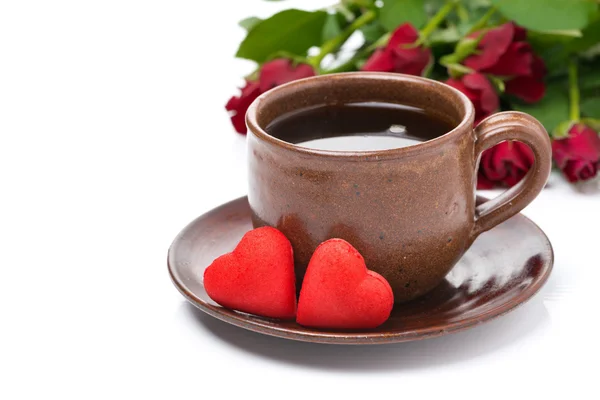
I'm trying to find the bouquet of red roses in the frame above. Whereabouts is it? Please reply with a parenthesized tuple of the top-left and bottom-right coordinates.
(226, 0, 600, 187)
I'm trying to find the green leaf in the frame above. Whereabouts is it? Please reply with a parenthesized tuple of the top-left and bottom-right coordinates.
(581, 97, 600, 117)
(455, 36, 480, 57)
(322, 13, 345, 43)
(580, 58, 600, 96)
(428, 25, 461, 45)
(440, 36, 481, 66)
(527, 30, 579, 74)
(380, 0, 427, 31)
(236, 9, 328, 63)
(581, 118, 600, 130)
(361, 21, 388, 43)
(264, 51, 309, 65)
(456, 3, 469, 22)
(423, 0, 447, 15)
(468, 0, 495, 8)
(445, 63, 474, 78)
(511, 82, 570, 132)
(537, 30, 583, 37)
(238, 16, 262, 31)
(490, 0, 598, 31)
(582, 43, 600, 58)
(567, 15, 600, 52)
(528, 30, 582, 50)
(581, 72, 600, 90)
(489, 76, 506, 93)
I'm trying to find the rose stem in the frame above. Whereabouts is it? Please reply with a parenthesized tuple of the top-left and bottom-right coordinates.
(466, 7, 497, 35)
(309, 9, 376, 70)
(569, 57, 580, 122)
(419, 0, 458, 42)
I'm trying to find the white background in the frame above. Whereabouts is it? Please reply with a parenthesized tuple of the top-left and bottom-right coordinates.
(1, 1, 599, 399)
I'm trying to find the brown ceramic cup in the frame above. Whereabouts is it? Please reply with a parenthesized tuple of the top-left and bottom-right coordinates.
(246, 72, 551, 303)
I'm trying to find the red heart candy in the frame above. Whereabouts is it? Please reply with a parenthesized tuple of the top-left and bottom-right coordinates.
(297, 239, 394, 329)
(203, 227, 296, 319)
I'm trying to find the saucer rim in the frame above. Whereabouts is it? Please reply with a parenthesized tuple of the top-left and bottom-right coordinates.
(168, 196, 553, 345)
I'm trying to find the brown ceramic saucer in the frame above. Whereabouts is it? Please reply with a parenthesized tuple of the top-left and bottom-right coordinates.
(168, 196, 553, 345)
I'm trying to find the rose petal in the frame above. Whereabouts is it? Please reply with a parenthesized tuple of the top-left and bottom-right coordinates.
(531, 56, 547, 79)
(513, 23, 528, 41)
(505, 76, 546, 103)
(562, 159, 598, 182)
(483, 42, 533, 76)
(463, 73, 499, 115)
(259, 59, 315, 92)
(446, 78, 468, 94)
(553, 124, 600, 163)
(478, 141, 534, 187)
(465, 23, 516, 71)
(552, 124, 600, 182)
(476, 171, 496, 189)
(447, 73, 499, 124)
(390, 47, 432, 76)
(362, 24, 430, 76)
(226, 59, 316, 134)
(362, 48, 395, 72)
(504, 55, 546, 102)
(388, 23, 420, 48)
(480, 147, 503, 181)
(225, 80, 261, 134)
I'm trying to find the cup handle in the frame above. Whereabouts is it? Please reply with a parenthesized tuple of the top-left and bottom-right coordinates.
(470, 112, 552, 241)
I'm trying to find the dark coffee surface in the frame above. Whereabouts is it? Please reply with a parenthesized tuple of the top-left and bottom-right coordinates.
(266, 102, 454, 151)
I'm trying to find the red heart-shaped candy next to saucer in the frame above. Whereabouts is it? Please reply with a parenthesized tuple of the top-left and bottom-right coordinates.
(203, 227, 296, 319)
(297, 239, 394, 329)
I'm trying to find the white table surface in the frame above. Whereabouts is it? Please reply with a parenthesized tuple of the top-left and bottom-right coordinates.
(1, 1, 599, 399)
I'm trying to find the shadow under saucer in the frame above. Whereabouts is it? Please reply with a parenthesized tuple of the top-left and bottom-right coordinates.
(180, 299, 550, 372)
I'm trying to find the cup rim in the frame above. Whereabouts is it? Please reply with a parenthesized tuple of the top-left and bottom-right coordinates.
(246, 72, 475, 160)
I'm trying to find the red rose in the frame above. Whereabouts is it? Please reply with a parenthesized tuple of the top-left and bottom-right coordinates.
(477, 140, 534, 189)
(464, 22, 546, 103)
(362, 23, 432, 76)
(505, 56, 546, 103)
(225, 81, 260, 134)
(552, 123, 600, 182)
(446, 73, 499, 125)
(225, 59, 315, 134)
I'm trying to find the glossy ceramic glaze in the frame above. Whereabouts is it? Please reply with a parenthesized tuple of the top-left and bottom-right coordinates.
(168, 196, 553, 345)
(246, 72, 552, 302)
